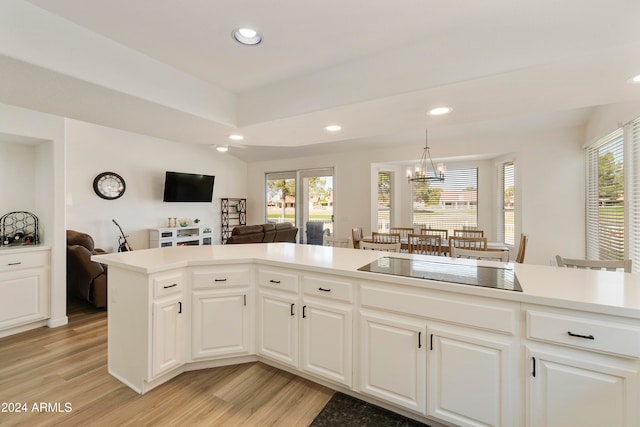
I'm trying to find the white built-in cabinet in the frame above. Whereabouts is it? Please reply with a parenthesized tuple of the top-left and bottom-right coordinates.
(149, 272, 186, 380)
(104, 258, 640, 427)
(0, 248, 50, 337)
(525, 306, 640, 427)
(190, 266, 251, 360)
(256, 268, 354, 387)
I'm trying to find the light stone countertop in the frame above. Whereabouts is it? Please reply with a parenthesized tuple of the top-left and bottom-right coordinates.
(93, 242, 640, 318)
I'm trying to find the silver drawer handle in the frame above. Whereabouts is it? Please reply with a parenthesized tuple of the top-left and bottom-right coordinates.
(567, 331, 595, 340)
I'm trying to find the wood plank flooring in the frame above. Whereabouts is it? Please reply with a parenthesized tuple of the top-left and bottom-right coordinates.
(0, 300, 334, 427)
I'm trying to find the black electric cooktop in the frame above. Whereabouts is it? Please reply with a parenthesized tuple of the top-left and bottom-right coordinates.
(358, 257, 522, 292)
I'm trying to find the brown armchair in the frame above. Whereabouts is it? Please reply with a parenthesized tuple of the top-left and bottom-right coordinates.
(66, 230, 108, 308)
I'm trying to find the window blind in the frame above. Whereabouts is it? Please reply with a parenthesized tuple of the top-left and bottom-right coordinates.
(502, 162, 515, 246)
(630, 118, 640, 271)
(412, 168, 478, 234)
(586, 129, 624, 260)
(377, 171, 392, 231)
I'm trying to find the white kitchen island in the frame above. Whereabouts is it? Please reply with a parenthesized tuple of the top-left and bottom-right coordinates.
(94, 243, 640, 427)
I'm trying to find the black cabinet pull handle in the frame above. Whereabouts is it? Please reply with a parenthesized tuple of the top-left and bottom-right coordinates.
(270, 280, 281, 284)
(567, 331, 595, 340)
(243, 295, 246, 306)
(532, 356, 536, 377)
(303, 306, 307, 318)
(214, 278, 227, 282)
(290, 303, 295, 316)
(418, 332, 422, 348)
(430, 334, 434, 351)
(318, 287, 331, 292)
(163, 283, 177, 289)
(7, 262, 21, 266)
(178, 301, 182, 314)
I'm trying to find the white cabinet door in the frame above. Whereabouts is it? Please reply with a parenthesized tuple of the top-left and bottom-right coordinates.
(359, 309, 427, 415)
(151, 296, 185, 379)
(301, 299, 352, 387)
(428, 322, 517, 427)
(0, 268, 49, 330)
(257, 290, 298, 368)
(191, 289, 250, 359)
(527, 344, 639, 427)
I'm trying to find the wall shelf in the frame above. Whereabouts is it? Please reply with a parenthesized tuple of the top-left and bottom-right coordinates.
(221, 198, 246, 244)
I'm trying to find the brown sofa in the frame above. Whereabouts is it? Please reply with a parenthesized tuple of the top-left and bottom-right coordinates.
(226, 223, 298, 244)
(66, 230, 108, 308)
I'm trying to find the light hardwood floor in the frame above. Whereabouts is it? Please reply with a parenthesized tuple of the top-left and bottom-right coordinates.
(0, 300, 334, 427)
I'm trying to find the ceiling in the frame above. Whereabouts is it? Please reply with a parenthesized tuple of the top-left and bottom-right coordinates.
(3, 0, 640, 161)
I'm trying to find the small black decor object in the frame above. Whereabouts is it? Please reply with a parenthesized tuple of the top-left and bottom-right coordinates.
(0, 211, 39, 247)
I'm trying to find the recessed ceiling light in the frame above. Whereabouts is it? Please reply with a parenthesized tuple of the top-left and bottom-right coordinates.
(232, 28, 262, 45)
(428, 107, 452, 116)
(228, 134, 244, 141)
(216, 145, 229, 152)
(324, 125, 342, 132)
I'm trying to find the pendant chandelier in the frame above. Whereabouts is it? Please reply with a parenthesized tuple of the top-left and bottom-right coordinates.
(407, 128, 445, 183)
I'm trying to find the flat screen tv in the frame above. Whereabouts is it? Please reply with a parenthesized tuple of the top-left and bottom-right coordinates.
(163, 171, 215, 202)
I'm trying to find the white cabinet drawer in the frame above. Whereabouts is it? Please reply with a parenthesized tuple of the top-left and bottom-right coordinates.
(257, 268, 298, 293)
(0, 250, 49, 272)
(303, 274, 353, 303)
(191, 266, 251, 289)
(527, 308, 640, 358)
(361, 281, 518, 334)
(152, 273, 184, 299)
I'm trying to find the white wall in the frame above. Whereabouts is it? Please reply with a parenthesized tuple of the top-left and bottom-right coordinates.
(0, 102, 66, 327)
(65, 119, 247, 251)
(247, 127, 585, 266)
(0, 141, 37, 215)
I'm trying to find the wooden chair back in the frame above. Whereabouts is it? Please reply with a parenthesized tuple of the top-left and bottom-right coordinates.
(372, 232, 401, 244)
(448, 236, 487, 250)
(555, 256, 632, 272)
(516, 233, 528, 263)
(407, 234, 441, 255)
(323, 235, 350, 248)
(453, 229, 484, 238)
(351, 227, 363, 249)
(451, 247, 509, 262)
(390, 227, 414, 239)
(420, 228, 448, 241)
(360, 241, 402, 252)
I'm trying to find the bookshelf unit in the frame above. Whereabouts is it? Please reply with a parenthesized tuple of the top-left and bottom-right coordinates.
(221, 198, 246, 244)
(149, 225, 213, 248)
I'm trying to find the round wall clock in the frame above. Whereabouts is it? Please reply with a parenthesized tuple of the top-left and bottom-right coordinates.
(93, 172, 126, 200)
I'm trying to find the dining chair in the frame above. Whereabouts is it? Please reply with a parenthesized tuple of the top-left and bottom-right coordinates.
(407, 234, 441, 255)
(372, 232, 401, 244)
(555, 255, 632, 272)
(390, 227, 414, 240)
(453, 229, 484, 238)
(323, 235, 350, 248)
(515, 233, 528, 263)
(451, 247, 509, 262)
(448, 236, 487, 250)
(360, 241, 402, 252)
(420, 228, 448, 241)
(351, 227, 363, 249)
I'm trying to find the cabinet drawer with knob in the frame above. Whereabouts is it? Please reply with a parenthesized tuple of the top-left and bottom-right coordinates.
(526, 306, 640, 358)
(152, 273, 185, 299)
(257, 268, 298, 293)
(302, 274, 353, 303)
